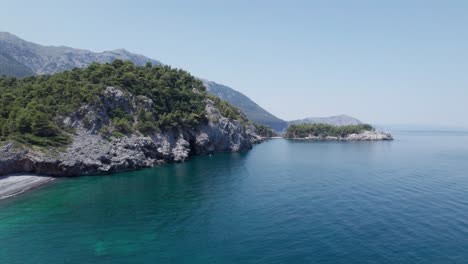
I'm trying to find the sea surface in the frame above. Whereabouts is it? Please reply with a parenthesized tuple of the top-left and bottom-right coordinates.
(1, 132, 468, 263)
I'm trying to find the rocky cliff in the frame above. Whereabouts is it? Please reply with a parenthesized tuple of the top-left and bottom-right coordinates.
(0, 86, 261, 177)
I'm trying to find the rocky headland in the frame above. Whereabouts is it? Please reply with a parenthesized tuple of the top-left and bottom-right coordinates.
(0, 60, 264, 178)
(0, 86, 261, 177)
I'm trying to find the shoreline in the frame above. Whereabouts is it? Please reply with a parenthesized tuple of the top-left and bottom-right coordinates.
(0, 174, 54, 200)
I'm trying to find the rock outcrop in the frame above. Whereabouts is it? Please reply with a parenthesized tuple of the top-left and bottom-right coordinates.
(0, 86, 262, 177)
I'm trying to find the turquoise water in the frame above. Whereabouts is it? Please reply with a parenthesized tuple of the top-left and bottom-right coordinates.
(1, 132, 468, 263)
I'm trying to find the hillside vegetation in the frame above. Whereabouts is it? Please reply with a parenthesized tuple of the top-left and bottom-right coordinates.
(285, 123, 374, 138)
(0, 60, 247, 146)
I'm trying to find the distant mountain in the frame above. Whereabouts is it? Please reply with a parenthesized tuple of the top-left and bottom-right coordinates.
(0, 32, 287, 130)
(203, 80, 288, 131)
(288, 115, 363, 126)
(0, 32, 161, 77)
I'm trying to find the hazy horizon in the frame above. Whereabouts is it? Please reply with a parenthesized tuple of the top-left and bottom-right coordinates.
(1, 0, 467, 128)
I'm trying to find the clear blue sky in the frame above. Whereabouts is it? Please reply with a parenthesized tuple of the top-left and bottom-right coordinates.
(1, 0, 468, 128)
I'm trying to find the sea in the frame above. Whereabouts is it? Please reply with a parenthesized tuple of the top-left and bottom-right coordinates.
(1, 131, 468, 263)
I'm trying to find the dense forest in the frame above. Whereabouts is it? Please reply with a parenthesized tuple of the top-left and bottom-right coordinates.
(0, 60, 247, 146)
(285, 123, 374, 138)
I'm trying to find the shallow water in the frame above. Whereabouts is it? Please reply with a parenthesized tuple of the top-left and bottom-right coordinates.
(1, 132, 468, 263)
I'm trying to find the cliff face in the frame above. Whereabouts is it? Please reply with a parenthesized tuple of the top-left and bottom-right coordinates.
(0, 86, 261, 177)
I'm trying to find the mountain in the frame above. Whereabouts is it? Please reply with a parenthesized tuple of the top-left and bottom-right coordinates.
(0, 32, 161, 77)
(0, 32, 285, 130)
(0, 32, 370, 133)
(203, 80, 287, 131)
(288, 115, 363, 126)
(0, 62, 261, 176)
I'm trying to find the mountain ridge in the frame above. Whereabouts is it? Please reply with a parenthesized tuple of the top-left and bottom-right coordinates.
(288, 114, 363, 126)
(0, 32, 289, 130)
(0, 31, 162, 76)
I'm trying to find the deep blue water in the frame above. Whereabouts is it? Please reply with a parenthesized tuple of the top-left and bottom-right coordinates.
(1, 132, 468, 263)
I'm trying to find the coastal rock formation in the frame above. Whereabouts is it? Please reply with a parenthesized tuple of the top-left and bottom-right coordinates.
(0, 86, 262, 177)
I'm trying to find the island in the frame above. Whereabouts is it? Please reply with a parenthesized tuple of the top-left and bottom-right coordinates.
(284, 123, 393, 141)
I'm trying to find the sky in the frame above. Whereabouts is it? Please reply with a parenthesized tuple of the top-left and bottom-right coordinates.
(1, 0, 468, 128)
